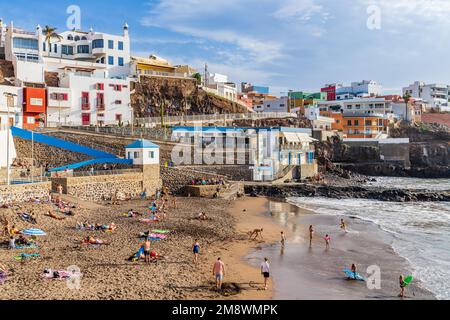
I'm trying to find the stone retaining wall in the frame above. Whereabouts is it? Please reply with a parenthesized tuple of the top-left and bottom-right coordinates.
(0, 182, 51, 205)
(51, 171, 162, 202)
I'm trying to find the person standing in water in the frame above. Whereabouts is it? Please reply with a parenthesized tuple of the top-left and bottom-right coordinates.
(260, 258, 270, 291)
(280, 232, 286, 247)
(351, 264, 357, 279)
(324, 234, 331, 250)
(340, 219, 348, 233)
(309, 225, 314, 248)
(192, 239, 200, 263)
(399, 275, 406, 298)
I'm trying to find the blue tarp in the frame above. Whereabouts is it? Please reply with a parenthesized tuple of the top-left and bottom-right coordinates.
(11, 127, 116, 159)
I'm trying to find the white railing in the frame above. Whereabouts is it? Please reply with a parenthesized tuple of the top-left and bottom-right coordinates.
(135, 112, 298, 126)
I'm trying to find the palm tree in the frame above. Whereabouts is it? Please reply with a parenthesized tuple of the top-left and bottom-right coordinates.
(42, 26, 62, 56)
(402, 92, 411, 122)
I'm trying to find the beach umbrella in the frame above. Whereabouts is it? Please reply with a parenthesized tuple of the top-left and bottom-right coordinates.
(21, 229, 47, 236)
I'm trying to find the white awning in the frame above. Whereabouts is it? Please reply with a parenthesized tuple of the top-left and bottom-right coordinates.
(282, 132, 300, 143)
(295, 133, 317, 143)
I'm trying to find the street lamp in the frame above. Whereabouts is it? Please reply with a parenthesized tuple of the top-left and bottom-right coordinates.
(3, 92, 18, 186)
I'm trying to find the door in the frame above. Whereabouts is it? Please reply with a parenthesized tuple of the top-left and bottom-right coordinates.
(82, 113, 91, 126)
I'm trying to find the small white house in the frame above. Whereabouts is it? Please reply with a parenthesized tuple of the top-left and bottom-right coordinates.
(125, 139, 160, 165)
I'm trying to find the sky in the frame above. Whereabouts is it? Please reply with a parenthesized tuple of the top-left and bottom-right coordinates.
(1, 0, 449, 96)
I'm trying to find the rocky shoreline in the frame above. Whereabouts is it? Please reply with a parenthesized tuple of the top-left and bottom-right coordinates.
(245, 184, 450, 202)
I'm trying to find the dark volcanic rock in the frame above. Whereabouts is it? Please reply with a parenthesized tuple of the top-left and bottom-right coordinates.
(244, 184, 450, 202)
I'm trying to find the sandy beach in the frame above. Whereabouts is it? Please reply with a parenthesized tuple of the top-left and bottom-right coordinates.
(0, 194, 436, 300)
(0, 194, 279, 300)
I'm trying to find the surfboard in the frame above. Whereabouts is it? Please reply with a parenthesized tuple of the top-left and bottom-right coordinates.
(403, 275, 414, 287)
(343, 269, 366, 281)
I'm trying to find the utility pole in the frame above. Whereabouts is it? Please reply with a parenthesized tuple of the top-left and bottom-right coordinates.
(3, 92, 17, 186)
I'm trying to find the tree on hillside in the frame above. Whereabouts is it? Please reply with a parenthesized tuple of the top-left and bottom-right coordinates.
(192, 73, 202, 85)
(43, 26, 63, 57)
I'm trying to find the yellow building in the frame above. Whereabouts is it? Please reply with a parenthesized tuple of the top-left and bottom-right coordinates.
(131, 55, 177, 77)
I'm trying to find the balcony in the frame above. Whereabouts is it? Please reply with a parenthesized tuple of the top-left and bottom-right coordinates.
(96, 104, 105, 111)
(81, 103, 91, 111)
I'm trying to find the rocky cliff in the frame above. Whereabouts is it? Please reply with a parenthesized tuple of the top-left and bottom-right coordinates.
(131, 75, 248, 118)
(0, 60, 14, 85)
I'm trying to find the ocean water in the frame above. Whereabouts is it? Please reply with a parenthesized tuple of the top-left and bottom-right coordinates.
(288, 178, 450, 300)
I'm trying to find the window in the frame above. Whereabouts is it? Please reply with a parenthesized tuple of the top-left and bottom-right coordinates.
(134, 152, 139, 159)
(43, 42, 46, 51)
(118, 41, 124, 50)
(67, 35, 74, 41)
(149, 151, 155, 159)
(74, 36, 80, 41)
(92, 39, 104, 49)
(365, 120, 372, 126)
(128, 152, 132, 159)
(54, 44, 58, 53)
(77, 45, 89, 54)
(30, 98, 43, 106)
(26, 117, 35, 124)
(108, 40, 114, 49)
(13, 38, 39, 50)
(96, 83, 104, 90)
(108, 56, 114, 65)
(81, 36, 87, 40)
(354, 120, 359, 126)
(347, 120, 352, 126)
(118, 57, 124, 66)
(115, 100, 122, 105)
(62, 45, 74, 55)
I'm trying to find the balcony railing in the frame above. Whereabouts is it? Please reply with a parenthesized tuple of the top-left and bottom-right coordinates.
(81, 103, 91, 111)
(97, 104, 105, 111)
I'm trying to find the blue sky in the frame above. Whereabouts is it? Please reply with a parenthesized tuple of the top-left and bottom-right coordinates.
(1, 0, 449, 95)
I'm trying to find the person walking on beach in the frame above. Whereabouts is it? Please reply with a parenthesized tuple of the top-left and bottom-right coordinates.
(280, 232, 286, 247)
(324, 234, 331, 250)
(261, 258, 270, 291)
(213, 258, 225, 291)
(143, 238, 152, 265)
(309, 225, 314, 248)
(399, 275, 406, 298)
(192, 239, 200, 263)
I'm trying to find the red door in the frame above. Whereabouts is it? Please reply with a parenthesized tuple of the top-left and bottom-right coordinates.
(82, 113, 91, 126)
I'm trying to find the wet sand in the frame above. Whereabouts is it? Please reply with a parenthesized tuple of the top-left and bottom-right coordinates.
(244, 199, 436, 300)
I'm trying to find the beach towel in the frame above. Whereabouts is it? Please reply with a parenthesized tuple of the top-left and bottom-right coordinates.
(15, 243, 38, 250)
(148, 233, 167, 239)
(140, 218, 158, 224)
(14, 253, 40, 261)
(151, 230, 170, 234)
(0, 272, 6, 285)
(42, 269, 83, 280)
(128, 246, 145, 262)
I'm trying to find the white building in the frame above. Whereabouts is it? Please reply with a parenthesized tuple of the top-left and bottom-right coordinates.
(0, 20, 133, 127)
(403, 81, 450, 111)
(205, 72, 237, 102)
(46, 67, 132, 126)
(318, 97, 393, 115)
(0, 85, 23, 127)
(254, 96, 289, 113)
(336, 80, 383, 100)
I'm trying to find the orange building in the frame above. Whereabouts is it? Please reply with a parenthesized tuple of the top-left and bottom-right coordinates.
(22, 87, 46, 130)
(320, 110, 391, 138)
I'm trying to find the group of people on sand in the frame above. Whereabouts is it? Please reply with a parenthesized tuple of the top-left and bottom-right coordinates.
(76, 221, 117, 233)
